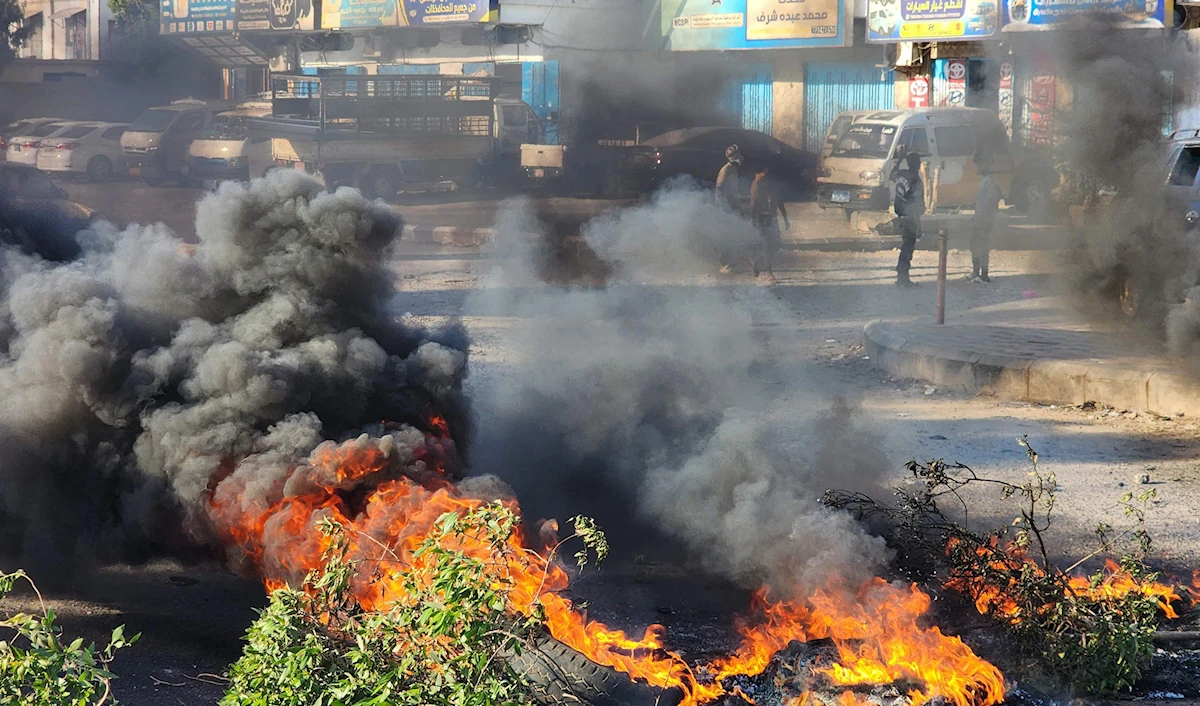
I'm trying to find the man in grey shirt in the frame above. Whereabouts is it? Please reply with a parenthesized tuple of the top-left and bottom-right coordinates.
(969, 152, 1003, 283)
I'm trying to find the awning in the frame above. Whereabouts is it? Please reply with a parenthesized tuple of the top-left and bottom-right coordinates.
(22, 8, 43, 17)
(48, 7, 84, 19)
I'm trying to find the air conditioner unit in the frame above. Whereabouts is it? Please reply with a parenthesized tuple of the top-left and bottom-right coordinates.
(269, 53, 292, 72)
(361, 32, 383, 58)
(891, 42, 918, 67)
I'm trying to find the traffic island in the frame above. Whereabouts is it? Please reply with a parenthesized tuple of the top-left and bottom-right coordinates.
(862, 298, 1200, 417)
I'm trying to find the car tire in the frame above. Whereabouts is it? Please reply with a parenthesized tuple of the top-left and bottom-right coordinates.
(86, 156, 114, 182)
(362, 166, 399, 200)
(506, 634, 684, 706)
(598, 164, 622, 199)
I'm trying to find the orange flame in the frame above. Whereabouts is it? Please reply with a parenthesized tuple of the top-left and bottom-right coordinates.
(946, 538, 1193, 623)
(207, 428, 1005, 706)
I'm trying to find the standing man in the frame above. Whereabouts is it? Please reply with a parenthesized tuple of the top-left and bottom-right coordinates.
(968, 152, 1003, 283)
(749, 164, 790, 284)
(891, 152, 925, 287)
(715, 144, 747, 274)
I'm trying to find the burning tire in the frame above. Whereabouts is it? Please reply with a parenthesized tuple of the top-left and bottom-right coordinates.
(508, 634, 683, 706)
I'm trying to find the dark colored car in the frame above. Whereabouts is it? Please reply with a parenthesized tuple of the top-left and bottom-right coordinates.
(0, 164, 94, 261)
(621, 127, 818, 198)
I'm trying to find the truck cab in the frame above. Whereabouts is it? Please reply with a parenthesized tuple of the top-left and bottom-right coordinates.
(121, 99, 230, 185)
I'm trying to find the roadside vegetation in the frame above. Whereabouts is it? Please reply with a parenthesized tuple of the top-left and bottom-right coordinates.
(827, 437, 1187, 695)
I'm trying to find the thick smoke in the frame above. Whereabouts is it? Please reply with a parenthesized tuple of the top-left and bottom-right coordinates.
(469, 186, 891, 597)
(1054, 26, 1200, 354)
(0, 170, 469, 576)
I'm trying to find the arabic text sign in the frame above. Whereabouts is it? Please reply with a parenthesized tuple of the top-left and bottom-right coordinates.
(866, 0, 998, 42)
(661, 0, 848, 50)
(161, 0, 236, 33)
(1001, 0, 1168, 30)
(322, 0, 495, 28)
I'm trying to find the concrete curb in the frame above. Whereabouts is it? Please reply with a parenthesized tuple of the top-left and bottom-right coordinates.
(863, 320, 1200, 418)
(402, 224, 493, 247)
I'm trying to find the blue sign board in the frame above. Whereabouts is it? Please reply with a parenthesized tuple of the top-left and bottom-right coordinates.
(867, 0, 999, 42)
(999, 0, 1169, 30)
(161, 0, 236, 34)
(322, 0, 497, 28)
(660, 0, 849, 50)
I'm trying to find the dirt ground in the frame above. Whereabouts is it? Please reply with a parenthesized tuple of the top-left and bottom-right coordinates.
(7, 184, 1200, 704)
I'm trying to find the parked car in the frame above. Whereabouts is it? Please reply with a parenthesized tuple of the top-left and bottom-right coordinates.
(4, 121, 76, 166)
(624, 127, 819, 197)
(0, 163, 94, 261)
(36, 122, 127, 181)
(0, 117, 65, 162)
(121, 99, 231, 185)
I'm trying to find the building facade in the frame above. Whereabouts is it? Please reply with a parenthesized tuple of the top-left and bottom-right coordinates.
(16, 0, 115, 61)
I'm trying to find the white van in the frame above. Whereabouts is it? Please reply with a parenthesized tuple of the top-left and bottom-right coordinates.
(817, 108, 1018, 214)
(184, 101, 272, 185)
(120, 98, 232, 185)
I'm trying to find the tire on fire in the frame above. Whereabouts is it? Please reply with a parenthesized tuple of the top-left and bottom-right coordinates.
(507, 634, 684, 706)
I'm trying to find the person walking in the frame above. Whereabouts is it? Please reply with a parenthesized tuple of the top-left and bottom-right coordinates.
(715, 144, 747, 274)
(890, 152, 925, 287)
(749, 164, 790, 285)
(967, 152, 1003, 283)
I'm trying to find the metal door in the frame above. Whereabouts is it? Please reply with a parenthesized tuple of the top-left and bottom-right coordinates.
(719, 64, 773, 134)
(522, 61, 560, 145)
(804, 63, 895, 153)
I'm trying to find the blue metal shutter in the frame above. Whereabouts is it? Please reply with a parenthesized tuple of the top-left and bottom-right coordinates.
(719, 64, 774, 134)
(803, 62, 895, 152)
(522, 60, 560, 145)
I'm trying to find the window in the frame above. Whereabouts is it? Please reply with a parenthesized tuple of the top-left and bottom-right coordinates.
(501, 105, 524, 127)
(1168, 146, 1200, 186)
(100, 126, 125, 140)
(3, 121, 34, 136)
(130, 109, 176, 131)
(831, 123, 897, 159)
(933, 125, 974, 157)
(29, 122, 70, 137)
(176, 113, 205, 132)
(825, 115, 854, 145)
(58, 125, 98, 139)
(895, 127, 929, 156)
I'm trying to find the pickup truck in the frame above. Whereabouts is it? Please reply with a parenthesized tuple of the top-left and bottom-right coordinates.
(247, 74, 545, 199)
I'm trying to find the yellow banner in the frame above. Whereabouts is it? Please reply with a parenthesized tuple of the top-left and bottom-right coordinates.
(899, 19, 966, 37)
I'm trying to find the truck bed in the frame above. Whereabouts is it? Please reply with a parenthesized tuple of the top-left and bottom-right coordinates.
(273, 134, 495, 165)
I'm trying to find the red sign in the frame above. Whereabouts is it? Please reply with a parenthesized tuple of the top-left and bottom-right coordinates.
(998, 60, 1013, 90)
(1029, 74, 1056, 146)
(945, 58, 967, 107)
(908, 77, 930, 108)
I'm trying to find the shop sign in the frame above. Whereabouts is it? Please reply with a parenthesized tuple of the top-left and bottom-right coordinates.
(660, 0, 850, 50)
(161, 0, 314, 33)
(1000, 0, 1170, 30)
(998, 59, 1013, 138)
(908, 76, 930, 108)
(867, 0, 999, 42)
(1029, 74, 1056, 146)
(322, 0, 498, 28)
(932, 58, 967, 107)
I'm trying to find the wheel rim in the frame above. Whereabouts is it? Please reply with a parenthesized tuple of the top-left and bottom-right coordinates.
(373, 174, 393, 197)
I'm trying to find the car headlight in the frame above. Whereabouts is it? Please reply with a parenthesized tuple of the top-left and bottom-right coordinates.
(1186, 210, 1199, 226)
(145, 146, 158, 153)
(859, 170, 882, 186)
(228, 156, 246, 167)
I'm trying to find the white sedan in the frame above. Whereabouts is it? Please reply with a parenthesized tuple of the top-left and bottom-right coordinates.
(5, 121, 75, 166)
(0, 117, 65, 162)
(36, 122, 128, 181)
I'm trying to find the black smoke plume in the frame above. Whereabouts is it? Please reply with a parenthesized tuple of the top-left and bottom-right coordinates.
(0, 171, 469, 577)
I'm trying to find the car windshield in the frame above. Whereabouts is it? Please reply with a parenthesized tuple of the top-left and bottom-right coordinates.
(4, 121, 34, 136)
(130, 109, 177, 131)
(831, 123, 898, 158)
(203, 115, 249, 139)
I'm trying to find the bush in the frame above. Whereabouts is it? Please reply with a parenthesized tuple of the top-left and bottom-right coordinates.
(0, 569, 138, 706)
(222, 504, 606, 706)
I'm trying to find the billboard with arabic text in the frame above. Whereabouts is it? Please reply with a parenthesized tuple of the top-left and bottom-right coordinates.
(660, 0, 849, 50)
(867, 0, 998, 42)
(321, 0, 498, 28)
(999, 0, 1169, 30)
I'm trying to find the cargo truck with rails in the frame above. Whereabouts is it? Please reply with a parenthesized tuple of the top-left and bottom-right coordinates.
(247, 73, 545, 198)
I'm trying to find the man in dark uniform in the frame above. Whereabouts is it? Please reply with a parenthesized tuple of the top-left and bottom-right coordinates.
(891, 152, 925, 287)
